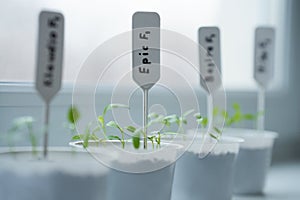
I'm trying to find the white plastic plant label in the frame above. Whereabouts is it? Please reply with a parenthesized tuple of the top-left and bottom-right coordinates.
(36, 11, 64, 103)
(132, 12, 160, 90)
(254, 27, 275, 88)
(198, 27, 221, 93)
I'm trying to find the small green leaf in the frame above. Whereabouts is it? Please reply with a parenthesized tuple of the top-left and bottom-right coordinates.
(147, 135, 155, 149)
(213, 107, 219, 117)
(103, 104, 129, 116)
(126, 126, 136, 133)
(68, 106, 80, 124)
(209, 133, 219, 140)
(107, 135, 122, 141)
(132, 134, 140, 149)
(183, 109, 194, 117)
(196, 118, 202, 124)
(201, 117, 208, 127)
(83, 134, 90, 148)
(106, 121, 123, 133)
(98, 116, 104, 127)
(232, 112, 242, 123)
(148, 112, 159, 119)
(72, 135, 82, 140)
(194, 113, 202, 119)
(155, 132, 161, 145)
(213, 127, 222, 135)
(226, 118, 235, 126)
(181, 118, 187, 125)
(232, 103, 241, 112)
(162, 119, 171, 127)
(147, 135, 156, 140)
(243, 114, 255, 120)
(164, 115, 178, 123)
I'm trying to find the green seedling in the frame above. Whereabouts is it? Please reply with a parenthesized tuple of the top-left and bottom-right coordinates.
(69, 104, 129, 148)
(193, 113, 221, 140)
(98, 104, 129, 138)
(106, 121, 126, 148)
(69, 103, 195, 150)
(5, 116, 38, 155)
(194, 103, 263, 140)
(66, 106, 80, 135)
(215, 103, 263, 127)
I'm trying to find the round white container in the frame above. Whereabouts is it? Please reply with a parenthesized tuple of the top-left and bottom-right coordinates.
(70, 140, 183, 200)
(0, 147, 108, 200)
(223, 128, 278, 194)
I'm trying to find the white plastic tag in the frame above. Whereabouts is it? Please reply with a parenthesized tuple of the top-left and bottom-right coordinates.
(36, 11, 64, 103)
(254, 27, 275, 88)
(198, 27, 221, 93)
(132, 12, 160, 90)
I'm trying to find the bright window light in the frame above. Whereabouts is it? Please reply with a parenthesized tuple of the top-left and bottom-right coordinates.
(0, 0, 286, 90)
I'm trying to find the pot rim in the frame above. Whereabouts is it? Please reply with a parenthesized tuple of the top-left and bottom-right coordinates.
(222, 128, 278, 139)
(185, 130, 244, 144)
(0, 146, 85, 154)
(69, 140, 183, 150)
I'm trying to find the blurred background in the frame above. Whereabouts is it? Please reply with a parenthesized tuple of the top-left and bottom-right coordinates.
(0, 0, 299, 164)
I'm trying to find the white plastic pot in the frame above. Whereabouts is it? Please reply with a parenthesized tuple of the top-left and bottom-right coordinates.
(223, 128, 278, 195)
(171, 132, 243, 200)
(70, 140, 183, 200)
(0, 147, 109, 200)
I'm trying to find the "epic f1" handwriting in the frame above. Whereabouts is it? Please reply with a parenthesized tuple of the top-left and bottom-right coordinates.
(138, 31, 151, 74)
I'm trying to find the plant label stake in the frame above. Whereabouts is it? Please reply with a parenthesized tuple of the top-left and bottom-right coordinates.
(36, 11, 64, 158)
(198, 27, 222, 157)
(132, 12, 160, 149)
(254, 27, 275, 131)
(198, 27, 221, 126)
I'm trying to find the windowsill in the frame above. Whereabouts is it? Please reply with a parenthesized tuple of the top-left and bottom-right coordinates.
(0, 82, 288, 94)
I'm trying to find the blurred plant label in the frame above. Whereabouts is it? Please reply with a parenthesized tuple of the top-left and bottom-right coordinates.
(254, 27, 275, 88)
(132, 12, 160, 90)
(36, 11, 64, 103)
(198, 27, 221, 93)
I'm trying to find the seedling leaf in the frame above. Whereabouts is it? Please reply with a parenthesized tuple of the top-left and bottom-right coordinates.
(106, 121, 124, 133)
(232, 103, 241, 112)
(213, 107, 219, 117)
(148, 112, 159, 119)
(243, 114, 255, 120)
(213, 127, 222, 135)
(209, 133, 219, 140)
(183, 109, 194, 117)
(98, 116, 105, 127)
(72, 135, 82, 140)
(201, 117, 208, 127)
(68, 106, 80, 124)
(107, 135, 122, 141)
(132, 134, 140, 149)
(126, 126, 136, 133)
(103, 104, 129, 116)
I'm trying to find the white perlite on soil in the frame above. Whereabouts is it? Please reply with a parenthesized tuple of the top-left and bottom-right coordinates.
(0, 148, 108, 200)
